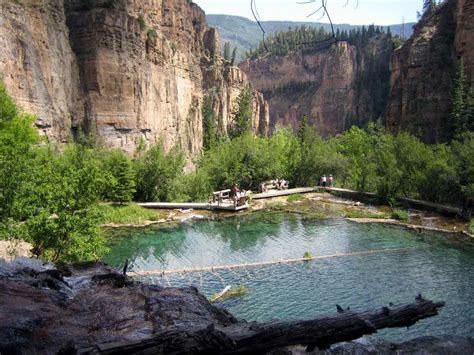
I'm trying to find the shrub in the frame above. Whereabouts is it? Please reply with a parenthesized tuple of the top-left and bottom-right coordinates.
(303, 251, 313, 259)
(137, 15, 146, 30)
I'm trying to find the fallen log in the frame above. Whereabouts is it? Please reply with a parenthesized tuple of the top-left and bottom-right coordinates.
(76, 297, 444, 354)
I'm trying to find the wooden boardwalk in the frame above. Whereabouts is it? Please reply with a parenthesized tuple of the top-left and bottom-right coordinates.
(138, 186, 462, 217)
(325, 187, 462, 216)
(252, 187, 320, 200)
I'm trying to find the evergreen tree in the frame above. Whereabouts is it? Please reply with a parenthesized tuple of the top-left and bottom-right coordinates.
(462, 86, 474, 132)
(231, 47, 237, 66)
(423, 0, 436, 13)
(202, 96, 218, 150)
(223, 42, 231, 63)
(298, 115, 311, 143)
(112, 155, 136, 204)
(449, 59, 465, 138)
(230, 86, 253, 139)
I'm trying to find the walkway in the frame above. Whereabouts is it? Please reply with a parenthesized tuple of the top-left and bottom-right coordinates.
(252, 187, 320, 200)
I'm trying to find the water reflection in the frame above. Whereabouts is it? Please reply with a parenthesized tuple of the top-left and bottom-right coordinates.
(104, 213, 474, 342)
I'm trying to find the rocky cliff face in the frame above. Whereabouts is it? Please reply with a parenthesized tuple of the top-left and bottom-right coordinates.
(240, 38, 393, 136)
(0, 0, 269, 153)
(386, 0, 474, 143)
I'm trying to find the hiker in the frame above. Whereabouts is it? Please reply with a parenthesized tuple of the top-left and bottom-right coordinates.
(322, 175, 327, 187)
(231, 184, 240, 198)
(328, 174, 334, 187)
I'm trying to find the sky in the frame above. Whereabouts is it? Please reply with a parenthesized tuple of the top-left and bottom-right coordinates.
(193, 0, 421, 25)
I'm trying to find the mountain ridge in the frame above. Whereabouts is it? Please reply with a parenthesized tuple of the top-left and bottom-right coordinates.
(207, 14, 416, 60)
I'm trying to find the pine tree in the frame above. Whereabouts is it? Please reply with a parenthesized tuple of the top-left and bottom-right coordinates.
(223, 42, 231, 63)
(231, 47, 237, 66)
(423, 0, 436, 13)
(112, 156, 136, 204)
(230, 86, 253, 138)
(462, 86, 474, 132)
(298, 115, 310, 143)
(449, 59, 466, 138)
(202, 96, 218, 150)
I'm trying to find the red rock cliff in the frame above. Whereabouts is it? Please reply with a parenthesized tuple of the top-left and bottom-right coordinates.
(240, 37, 393, 136)
(386, 0, 474, 143)
(0, 0, 269, 153)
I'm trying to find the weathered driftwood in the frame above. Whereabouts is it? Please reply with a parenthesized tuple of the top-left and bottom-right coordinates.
(129, 247, 417, 277)
(76, 297, 444, 354)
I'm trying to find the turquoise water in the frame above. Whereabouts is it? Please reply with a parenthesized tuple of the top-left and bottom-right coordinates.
(104, 213, 474, 342)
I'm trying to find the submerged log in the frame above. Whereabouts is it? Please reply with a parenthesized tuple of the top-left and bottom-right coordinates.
(77, 298, 445, 354)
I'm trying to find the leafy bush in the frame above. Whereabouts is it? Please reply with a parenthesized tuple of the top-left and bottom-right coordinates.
(137, 15, 146, 30)
(147, 28, 158, 43)
(303, 251, 313, 259)
(134, 144, 185, 202)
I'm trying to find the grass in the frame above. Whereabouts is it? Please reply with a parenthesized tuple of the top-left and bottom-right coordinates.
(343, 209, 390, 219)
(210, 285, 248, 302)
(287, 193, 305, 202)
(100, 203, 163, 225)
(391, 209, 409, 221)
(268, 202, 286, 211)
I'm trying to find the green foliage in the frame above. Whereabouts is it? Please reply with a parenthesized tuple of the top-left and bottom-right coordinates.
(303, 251, 313, 259)
(451, 132, 474, 205)
(101, 150, 136, 203)
(223, 42, 231, 62)
(469, 220, 474, 235)
(423, 0, 437, 13)
(231, 47, 237, 66)
(449, 60, 466, 139)
(202, 95, 218, 150)
(134, 144, 185, 202)
(147, 28, 158, 44)
(168, 170, 213, 203)
(137, 15, 146, 30)
(100, 203, 162, 225)
(294, 126, 348, 187)
(0, 81, 18, 125)
(222, 42, 237, 66)
(391, 209, 408, 221)
(287, 194, 304, 202)
(246, 24, 388, 59)
(11, 145, 109, 262)
(230, 86, 253, 139)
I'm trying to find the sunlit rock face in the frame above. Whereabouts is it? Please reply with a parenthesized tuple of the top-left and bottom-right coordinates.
(240, 38, 393, 136)
(0, 0, 269, 154)
(386, 0, 474, 143)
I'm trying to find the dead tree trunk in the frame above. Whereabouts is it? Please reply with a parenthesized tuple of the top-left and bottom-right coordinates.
(76, 298, 444, 354)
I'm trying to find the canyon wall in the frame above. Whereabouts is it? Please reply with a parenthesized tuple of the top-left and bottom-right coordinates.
(240, 37, 393, 136)
(386, 0, 474, 143)
(0, 0, 269, 153)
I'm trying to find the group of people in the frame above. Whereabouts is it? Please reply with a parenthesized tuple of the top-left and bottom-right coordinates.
(231, 184, 248, 206)
(319, 174, 334, 187)
(259, 179, 288, 193)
